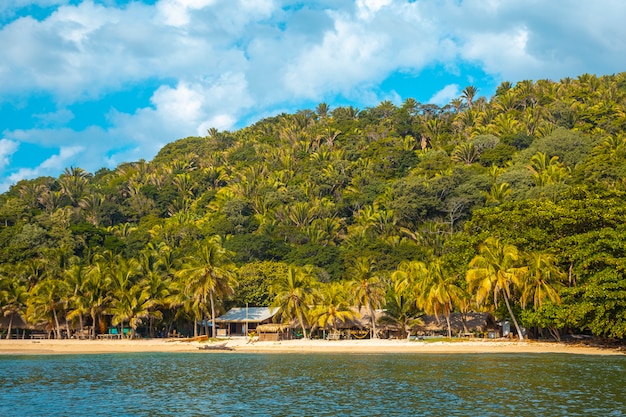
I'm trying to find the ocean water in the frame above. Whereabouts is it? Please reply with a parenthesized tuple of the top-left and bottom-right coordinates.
(1, 352, 625, 416)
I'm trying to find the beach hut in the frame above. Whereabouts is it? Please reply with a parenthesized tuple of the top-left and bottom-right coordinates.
(415, 312, 497, 337)
(214, 307, 278, 337)
(318, 308, 387, 339)
(256, 323, 294, 341)
(0, 313, 46, 339)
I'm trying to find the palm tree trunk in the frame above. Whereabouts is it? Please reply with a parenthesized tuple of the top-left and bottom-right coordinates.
(445, 314, 452, 339)
(297, 311, 308, 339)
(6, 314, 14, 340)
(91, 312, 97, 338)
(368, 303, 377, 339)
(503, 293, 524, 341)
(209, 291, 216, 338)
(52, 308, 61, 339)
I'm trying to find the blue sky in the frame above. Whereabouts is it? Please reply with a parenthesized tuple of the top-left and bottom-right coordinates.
(1, 0, 626, 192)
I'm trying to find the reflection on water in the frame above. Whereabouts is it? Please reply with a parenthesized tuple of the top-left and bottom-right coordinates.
(1, 353, 625, 416)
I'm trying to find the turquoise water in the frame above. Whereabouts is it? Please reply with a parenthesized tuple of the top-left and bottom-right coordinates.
(1, 353, 625, 416)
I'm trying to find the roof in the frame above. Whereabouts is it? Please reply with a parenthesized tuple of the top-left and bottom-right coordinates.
(416, 312, 497, 332)
(0, 313, 45, 330)
(215, 307, 278, 323)
(256, 323, 292, 332)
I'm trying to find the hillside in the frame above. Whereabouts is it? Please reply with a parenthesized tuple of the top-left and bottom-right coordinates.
(1, 72, 626, 340)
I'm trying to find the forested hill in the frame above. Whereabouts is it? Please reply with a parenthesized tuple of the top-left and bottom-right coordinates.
(2, 72, 626, 340)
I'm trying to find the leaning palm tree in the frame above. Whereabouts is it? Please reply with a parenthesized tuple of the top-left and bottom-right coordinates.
(348, 257, 386, 339)
(466, 237, 528, 341)
(176, 236, 237, 338)
(270, 265, 317, 339)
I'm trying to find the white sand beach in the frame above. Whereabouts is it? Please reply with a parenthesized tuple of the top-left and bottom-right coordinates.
(0, 337, 622, 356)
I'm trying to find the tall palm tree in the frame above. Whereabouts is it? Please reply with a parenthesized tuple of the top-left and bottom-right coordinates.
(27, 277, 69, 339)
(59, 166, 91, 206)
(0, 275, 28, 339)
(461, 86, 479, 108)
(65, 264, 89, 333)
(313, 282, 356, 334)
(270, 265, 317, 339)
(466, 237, 528, 340)
(384, 268, 423, 338)
(107, 256, 141, 337)
(84, 261, 111, 338)
(138, 245, 172, 338)
(416, 259, 465, 338)
(176, 236, 237, 338)
(348, 257, 386, 339)
(520, 252, 565, 310)
(110, 283, 152, 339)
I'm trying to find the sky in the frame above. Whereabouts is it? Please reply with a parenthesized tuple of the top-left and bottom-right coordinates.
(1, 0, 626, 192)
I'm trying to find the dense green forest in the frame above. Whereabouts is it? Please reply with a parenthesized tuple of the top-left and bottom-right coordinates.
(1, 73, 626, 341)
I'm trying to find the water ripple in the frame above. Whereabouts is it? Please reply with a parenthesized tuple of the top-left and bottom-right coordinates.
(1, 353, 625, 416)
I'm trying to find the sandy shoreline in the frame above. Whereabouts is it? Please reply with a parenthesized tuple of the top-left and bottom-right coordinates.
(0, 337, 622, 356)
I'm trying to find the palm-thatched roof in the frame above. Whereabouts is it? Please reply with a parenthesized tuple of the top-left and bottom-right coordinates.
(415, 312, 497, 333)
(0, 313, 45, 331)
(333, 307, 386, 329)
(256, 323, 292, 333)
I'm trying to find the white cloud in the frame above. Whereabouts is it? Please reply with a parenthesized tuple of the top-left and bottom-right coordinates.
(429, 84, 460, 106)
(156, 0, 218, 27)
(0, 144, 83, 192)
(0, 139, 19, 171)
(3, 0, 626, 190)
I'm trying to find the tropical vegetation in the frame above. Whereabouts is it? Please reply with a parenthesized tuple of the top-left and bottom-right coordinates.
(2, 72, 626, 340)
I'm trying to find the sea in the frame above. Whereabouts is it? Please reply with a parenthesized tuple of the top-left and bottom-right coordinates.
(1, 352, 624, 416)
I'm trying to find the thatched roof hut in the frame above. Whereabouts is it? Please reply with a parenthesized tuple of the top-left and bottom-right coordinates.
(415, 312, 497, 335)
(0, 313, 46, 338)
(256, 323, 294, 341)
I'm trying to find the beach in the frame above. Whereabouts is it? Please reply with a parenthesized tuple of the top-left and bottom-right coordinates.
(0, 337, 622, 355)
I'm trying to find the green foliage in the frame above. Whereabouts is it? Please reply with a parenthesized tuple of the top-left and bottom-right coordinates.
(2, 72, 626, 339)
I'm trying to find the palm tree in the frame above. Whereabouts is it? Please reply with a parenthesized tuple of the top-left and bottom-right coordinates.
(270, 265, 317, 339)
(110, 283, 152, 339)
(65, 264, 89, 334)
(176, 236, 237, 338)
(107, 256, 141, 338)
(348, 257, 386, 339)
(384, 268, 423, 338)
(138, 245, 172, 337)
(313, 282, 356, 335)
(466, 237, 528, 341)
(461, 86, 479, 108)
(84, 261, 111, 338)
(520, 252, 565, 310)
(27, 277, 70, 339)
(416, 259, 465, 338)
(59, 166, 91, 206)
(0, 275, 28, 339)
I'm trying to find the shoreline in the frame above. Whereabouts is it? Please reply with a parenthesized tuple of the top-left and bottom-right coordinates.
(0, 337, 623, 356)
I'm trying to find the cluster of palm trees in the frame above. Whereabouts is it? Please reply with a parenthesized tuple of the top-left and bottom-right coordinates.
(268, 237, 564, 341)
(1, 234, 565, 341)
(0, 236, 237, 339)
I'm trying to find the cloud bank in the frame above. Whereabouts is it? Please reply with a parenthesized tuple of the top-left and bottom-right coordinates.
(1, 0, 625, 190)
